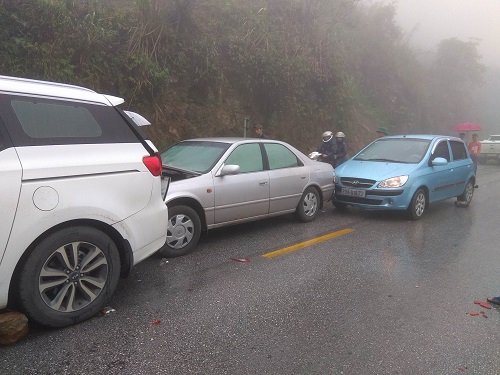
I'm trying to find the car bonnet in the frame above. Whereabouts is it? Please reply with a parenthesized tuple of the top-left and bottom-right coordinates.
(335, 159, 417, 181)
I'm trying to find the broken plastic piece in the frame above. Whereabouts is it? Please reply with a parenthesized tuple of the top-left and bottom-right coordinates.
(230, 258, 250, 262)
(101, 306, 116, 315)
(467, 312, 480, 316)
(150, 320, 161, 326)
(474, 300, 492, 309)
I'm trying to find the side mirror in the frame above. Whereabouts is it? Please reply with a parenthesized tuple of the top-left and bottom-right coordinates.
(431, 157, 448, 166)
(218, 164, 240, 176)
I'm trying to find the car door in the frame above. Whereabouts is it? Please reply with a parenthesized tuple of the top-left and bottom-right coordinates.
(213, 143, 270, 224)
(263, 143, 309, 214)
(426, 139, 455, 202)
(449, 140, 473, 196)
(0, 120, 22, 262)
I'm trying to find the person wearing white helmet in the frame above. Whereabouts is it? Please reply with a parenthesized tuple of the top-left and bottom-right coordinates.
(332, 131, 348, 167)
(316, 131, 336, 167)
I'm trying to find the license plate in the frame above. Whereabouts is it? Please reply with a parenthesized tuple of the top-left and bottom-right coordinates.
(341, 188, 365, 197)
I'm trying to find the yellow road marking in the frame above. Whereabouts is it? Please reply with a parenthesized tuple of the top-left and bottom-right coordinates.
(261, 228, 354, 259)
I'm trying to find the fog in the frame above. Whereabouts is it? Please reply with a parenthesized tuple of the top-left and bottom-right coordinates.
(393, 0, 500, 68)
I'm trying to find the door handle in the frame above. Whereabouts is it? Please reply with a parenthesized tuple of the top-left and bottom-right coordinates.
(259, 181, 268, 186)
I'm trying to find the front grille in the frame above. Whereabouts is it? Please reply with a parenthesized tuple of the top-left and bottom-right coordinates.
(337, 196, 383, 205)
(340, 177, 376, 188)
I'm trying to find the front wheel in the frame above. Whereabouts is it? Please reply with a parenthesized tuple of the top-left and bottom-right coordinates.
(295, 187, 320, 222)
(16, 226, 121, 328)
(456, 179, 474, 207)
(161, 205, 201, 257)
(407, 188, 426, 220)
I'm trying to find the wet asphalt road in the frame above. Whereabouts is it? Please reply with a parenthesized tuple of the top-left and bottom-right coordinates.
(2, 164, 500, 374)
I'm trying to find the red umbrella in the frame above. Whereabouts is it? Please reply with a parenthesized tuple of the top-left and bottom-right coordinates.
(452, 122, 483, 132)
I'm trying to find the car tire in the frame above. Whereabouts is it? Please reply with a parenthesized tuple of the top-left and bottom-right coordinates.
(161, 205, 201, 257)
(407, 188, 426, 220)
(295, 187, 320, 222)
(16, 226, 121, 328)
(456, 179, 474, 207)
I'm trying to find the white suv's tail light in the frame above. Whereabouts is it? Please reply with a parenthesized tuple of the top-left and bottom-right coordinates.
(143, 154, 162, 176)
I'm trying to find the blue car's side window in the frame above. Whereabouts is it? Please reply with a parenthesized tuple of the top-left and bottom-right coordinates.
(433, 141, 450, 162)
(450, 140, 468, 160)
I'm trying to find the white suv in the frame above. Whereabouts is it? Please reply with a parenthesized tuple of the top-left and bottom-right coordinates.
(0, 76, 168, 327)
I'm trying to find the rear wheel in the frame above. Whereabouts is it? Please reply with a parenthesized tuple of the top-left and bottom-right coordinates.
(295, 187, 320, 222)
(161, 205, 201, 257)
(407, 188, 426, 220)
(456, 179, 474, 207)
(17, 226, 121, 328)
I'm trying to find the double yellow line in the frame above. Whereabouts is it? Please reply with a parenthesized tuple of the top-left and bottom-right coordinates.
(262, 228, 354, 259)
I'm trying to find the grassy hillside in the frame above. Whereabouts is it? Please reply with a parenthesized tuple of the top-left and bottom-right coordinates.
(0, 0, 486, 154)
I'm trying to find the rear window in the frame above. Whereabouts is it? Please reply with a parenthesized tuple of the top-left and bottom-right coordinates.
(12, 101, 102, 138)
(0, 95, 140, 146)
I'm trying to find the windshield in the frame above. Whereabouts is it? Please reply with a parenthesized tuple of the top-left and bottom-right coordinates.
(354, 138, 431, 163)
(161, 141, 230, 173)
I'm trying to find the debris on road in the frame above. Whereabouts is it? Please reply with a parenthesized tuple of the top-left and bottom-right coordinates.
(150, 320, 161, 326)
(466, 312, 480, 316)
(100, 306, 116, 316)
(231, 258, 250, 262)
(473, 300, 492, 309)
(0, 311, 29, 346)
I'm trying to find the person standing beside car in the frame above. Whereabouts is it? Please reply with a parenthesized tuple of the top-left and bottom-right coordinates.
(468, 133, 481, 187)
(254, 124, 268, 139)
(317, 131, 336, 167)
(331, 131, 348, 167)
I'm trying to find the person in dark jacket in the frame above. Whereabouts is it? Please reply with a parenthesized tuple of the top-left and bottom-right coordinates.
(331, 131, 348, 167)
(254, 124, 268, 139)
(317, 131, 336, 167)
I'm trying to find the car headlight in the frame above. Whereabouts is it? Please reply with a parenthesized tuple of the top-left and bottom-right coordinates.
(332, 170, 338, 184)
(378, 175, 408, 188)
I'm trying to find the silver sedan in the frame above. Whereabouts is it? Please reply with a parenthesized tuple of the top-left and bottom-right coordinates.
(160, 138, 335, 256)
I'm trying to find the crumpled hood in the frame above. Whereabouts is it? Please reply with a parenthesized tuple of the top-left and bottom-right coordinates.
(335, 160, 417, 181)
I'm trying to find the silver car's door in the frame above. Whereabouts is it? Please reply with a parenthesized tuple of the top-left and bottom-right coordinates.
(0, 125, 22, 262)
(213, 143, 270, 224)
(263, 143, 309, 213)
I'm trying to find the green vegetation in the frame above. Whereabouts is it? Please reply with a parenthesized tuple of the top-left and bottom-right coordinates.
(0, 0, 486, 152)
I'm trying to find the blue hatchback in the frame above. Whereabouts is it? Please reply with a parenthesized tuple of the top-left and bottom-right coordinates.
(333, 135, 475, 219)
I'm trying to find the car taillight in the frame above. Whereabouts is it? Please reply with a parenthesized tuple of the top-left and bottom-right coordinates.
(143, 154, 162, 176)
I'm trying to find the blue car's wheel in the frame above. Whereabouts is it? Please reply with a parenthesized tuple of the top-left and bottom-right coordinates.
(407, 188, 426, 220)
(456, 179, 474, 207)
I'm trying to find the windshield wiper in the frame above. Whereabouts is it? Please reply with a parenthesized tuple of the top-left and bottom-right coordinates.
(363, 158, 402, 163)
(162, 165, 202, 176)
